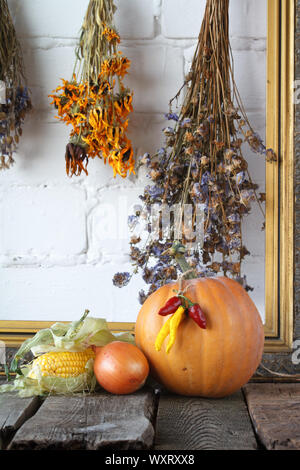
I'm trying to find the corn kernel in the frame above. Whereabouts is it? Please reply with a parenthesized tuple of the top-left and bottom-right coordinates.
(30, 348, 95, 379)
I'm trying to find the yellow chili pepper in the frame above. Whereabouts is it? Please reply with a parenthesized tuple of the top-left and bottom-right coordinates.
(166, 306, 185, 354)
(155, 315, 172, 352)
(155, 306, 185, 353)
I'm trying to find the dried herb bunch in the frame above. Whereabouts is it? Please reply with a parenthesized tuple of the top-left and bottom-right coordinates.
(0, 0, 32, 170)
(50, 0, 134, 178)
(113, 0, 274, 302)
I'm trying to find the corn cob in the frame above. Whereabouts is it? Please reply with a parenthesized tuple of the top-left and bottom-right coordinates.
(28, 348, 95, 379)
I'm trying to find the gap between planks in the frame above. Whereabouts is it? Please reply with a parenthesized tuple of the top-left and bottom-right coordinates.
(2, 381, 300, 450)
(7, 388, 157, 450)
(0, 393, 42, 449)
(243, 383, 300, 450)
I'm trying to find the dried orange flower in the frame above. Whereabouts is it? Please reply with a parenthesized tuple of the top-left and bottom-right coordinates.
(100, 55, 131, 79)
(102, 26, 120, 43)
(49, 0, 134, 178)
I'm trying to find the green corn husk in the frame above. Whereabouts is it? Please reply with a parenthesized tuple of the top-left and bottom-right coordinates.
(1, 310, 134, 397)
(0, 359, 96, 397)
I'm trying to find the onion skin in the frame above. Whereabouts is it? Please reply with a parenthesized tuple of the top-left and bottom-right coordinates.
(94, 341, 149, 395)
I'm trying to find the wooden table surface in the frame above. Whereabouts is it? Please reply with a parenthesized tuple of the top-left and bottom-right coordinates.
(0, 379, 299, 450)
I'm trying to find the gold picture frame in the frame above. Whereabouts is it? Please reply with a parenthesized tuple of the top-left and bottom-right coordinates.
(264, 0, 294, 352)
(0, 0, 296, 354)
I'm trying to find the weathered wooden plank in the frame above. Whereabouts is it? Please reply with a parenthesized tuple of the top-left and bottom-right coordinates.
(0, 392, 41, 449)
(154, 390, 257, 450)
(243, 383, 300, 450)
(9, 389, 156, 450)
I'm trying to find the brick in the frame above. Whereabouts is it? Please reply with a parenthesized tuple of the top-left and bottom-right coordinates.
(241, 257, 265, 323)
(76, 156, 137, 187)
(123, 45, 184, 113)
(183, 38, 267, 56)
(129, 113, 166, 158)
(162, 0, 266, 39)
(231, 50, 266, 111)
(184, 49, 266, 112)
(24, 42, 184, 114)
(184, 47, 266, 111)
(162, 0, 206, 38)
(183, 43, 197, 76)
(114, 0, 155, 39)
(242, 203, 266, 259)
(8, 0, 88, 38)
(242, 111, 266, 186)
(0, 112, 71, 185)
(0, 112, 167, 187)
(8, 0, 155, 40)
(23, 41, 75, 111)
(87, 186, 145, 263)
(0, 265, 144, 322)
(83, 113, 167, 186)
(229, 0, 267, 39)
(0, 186, 86, 257)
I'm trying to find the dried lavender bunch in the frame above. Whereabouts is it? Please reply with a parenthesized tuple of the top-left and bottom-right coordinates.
(113, 0, 275, 302)
(0, 0, 32, 169)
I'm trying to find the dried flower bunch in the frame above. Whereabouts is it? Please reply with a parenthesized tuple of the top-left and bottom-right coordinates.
(113, 0, 275, 302)
(0, 0, 32, 170)
(50, 0, 134, 178)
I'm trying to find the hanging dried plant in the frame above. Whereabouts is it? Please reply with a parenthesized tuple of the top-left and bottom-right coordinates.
(0, 0, 32, 170)
(113, 0, 275, 302)
(49, 0, 134, 178)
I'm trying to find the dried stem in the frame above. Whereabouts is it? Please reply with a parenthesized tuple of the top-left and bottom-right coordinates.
(114, 0, 273, 301)
(0, 0, 31, 170)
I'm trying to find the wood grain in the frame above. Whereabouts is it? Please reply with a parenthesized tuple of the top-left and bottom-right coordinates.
(154, 390, 257, 450)
(295, 0, 300, 345)
(0, 392, 41, 449)
(243, 383, 300, 450)
(9, 389, 156, 450)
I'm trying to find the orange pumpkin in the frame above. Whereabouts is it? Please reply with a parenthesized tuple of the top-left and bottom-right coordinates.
(135, 277, 264, 397)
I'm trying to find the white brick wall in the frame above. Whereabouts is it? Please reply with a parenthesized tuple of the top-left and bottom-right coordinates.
(0, 185, 86, 256)
(0, 0, 267, 322)
(162, 0, 267, 39)
(162, 0, 206, 38)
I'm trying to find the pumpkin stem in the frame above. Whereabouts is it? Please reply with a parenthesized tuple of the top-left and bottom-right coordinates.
(168, 241, 198, 280)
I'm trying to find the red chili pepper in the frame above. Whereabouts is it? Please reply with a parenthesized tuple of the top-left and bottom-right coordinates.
(158, 296, 182, 316)
(188, 303, 207, 329)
